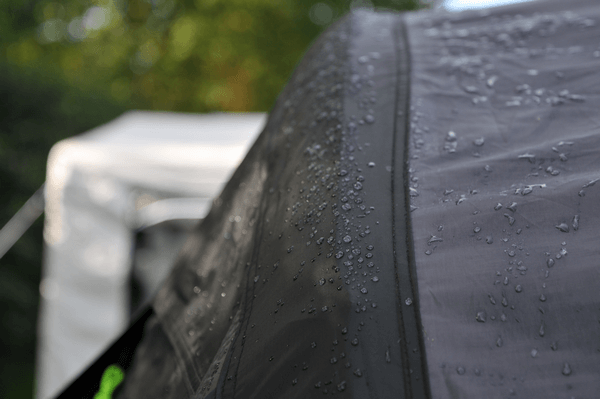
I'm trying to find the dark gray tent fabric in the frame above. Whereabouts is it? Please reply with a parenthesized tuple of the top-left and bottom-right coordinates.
(57, 0, 600, 398)
(405, 1, 600, 397)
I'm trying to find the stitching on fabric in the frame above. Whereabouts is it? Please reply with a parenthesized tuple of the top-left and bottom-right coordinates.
(391, 14, 413, 399)
(225, 184, 269, 398)
(392, 13, 433, 399)
(399, 15, 432, 398)
(158, 293, 200, 395)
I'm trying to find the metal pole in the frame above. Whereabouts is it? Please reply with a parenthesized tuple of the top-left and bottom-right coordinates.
(0, 183, 45, 260)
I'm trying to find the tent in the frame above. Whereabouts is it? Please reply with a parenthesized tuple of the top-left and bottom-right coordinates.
(56, 0, 600, 397)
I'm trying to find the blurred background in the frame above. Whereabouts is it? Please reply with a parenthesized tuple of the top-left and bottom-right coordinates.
(0, 0, 425, 397)
(0, 0, 534, 397)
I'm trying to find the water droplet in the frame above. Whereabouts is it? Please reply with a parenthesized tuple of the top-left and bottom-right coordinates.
(555, 223, 569, 233)
(496, 336, 504, 347)
(330, 357, 338, 364)
(572, 215, 579, 231)
(343, 235, 352, 243)
(456, 366, 466, 375)
(507, 202, 517, 212)
(539, 323, 545, 337)
(405, 298, 413, 306)
(428, 235, 443, 245)
(372, 276, 379, 282)
(504, 214, 515, 226)
(550, 342, 558, 351)
(547, 258, 555, 268)
(515, 285, 523, 293)
(311, 342, 317, 349)
(292, 378, 298, 386)
(353, 368, 362, 377)
(351, 338, 359, 346)
(518, 153, 536, 163)
(540, 294, 547, 302)
(476, 311, 487, 322)
(486, 236, 494, 244)
(360, 287, 368, 294)
(385, 349, 391, 363)
(501, 313, 507, 322)
(531, 349, 538, 358)
(562, 363, 572, 376)
(368, 162, 375, 167)
(568, 94, 586, 102)
(488, 294, 496, 305)
(473, 137, 485, 146)
(319, 278, 326, 286)
(365, 114, 375, 124)
(522, 186, 534, 195)
(337, 381, 346, 392)
(474, 226, 481, 233)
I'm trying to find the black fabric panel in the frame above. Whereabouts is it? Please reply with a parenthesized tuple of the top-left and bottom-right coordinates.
(404, 0, 600, 398)
(219, 13, 360, 398)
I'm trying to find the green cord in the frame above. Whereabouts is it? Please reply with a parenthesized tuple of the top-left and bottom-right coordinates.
(93, 365, 124, 399)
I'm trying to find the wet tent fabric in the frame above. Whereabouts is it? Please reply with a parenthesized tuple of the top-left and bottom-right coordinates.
(56, 0, 600, 397)
(406, 1, 600, 397)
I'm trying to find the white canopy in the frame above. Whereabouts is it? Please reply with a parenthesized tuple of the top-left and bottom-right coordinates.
(37, 111, 266, 399)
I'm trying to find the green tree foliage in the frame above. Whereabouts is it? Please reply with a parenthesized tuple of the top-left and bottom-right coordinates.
(2, 0, 421, 112)
(0, 0, 422, 397)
